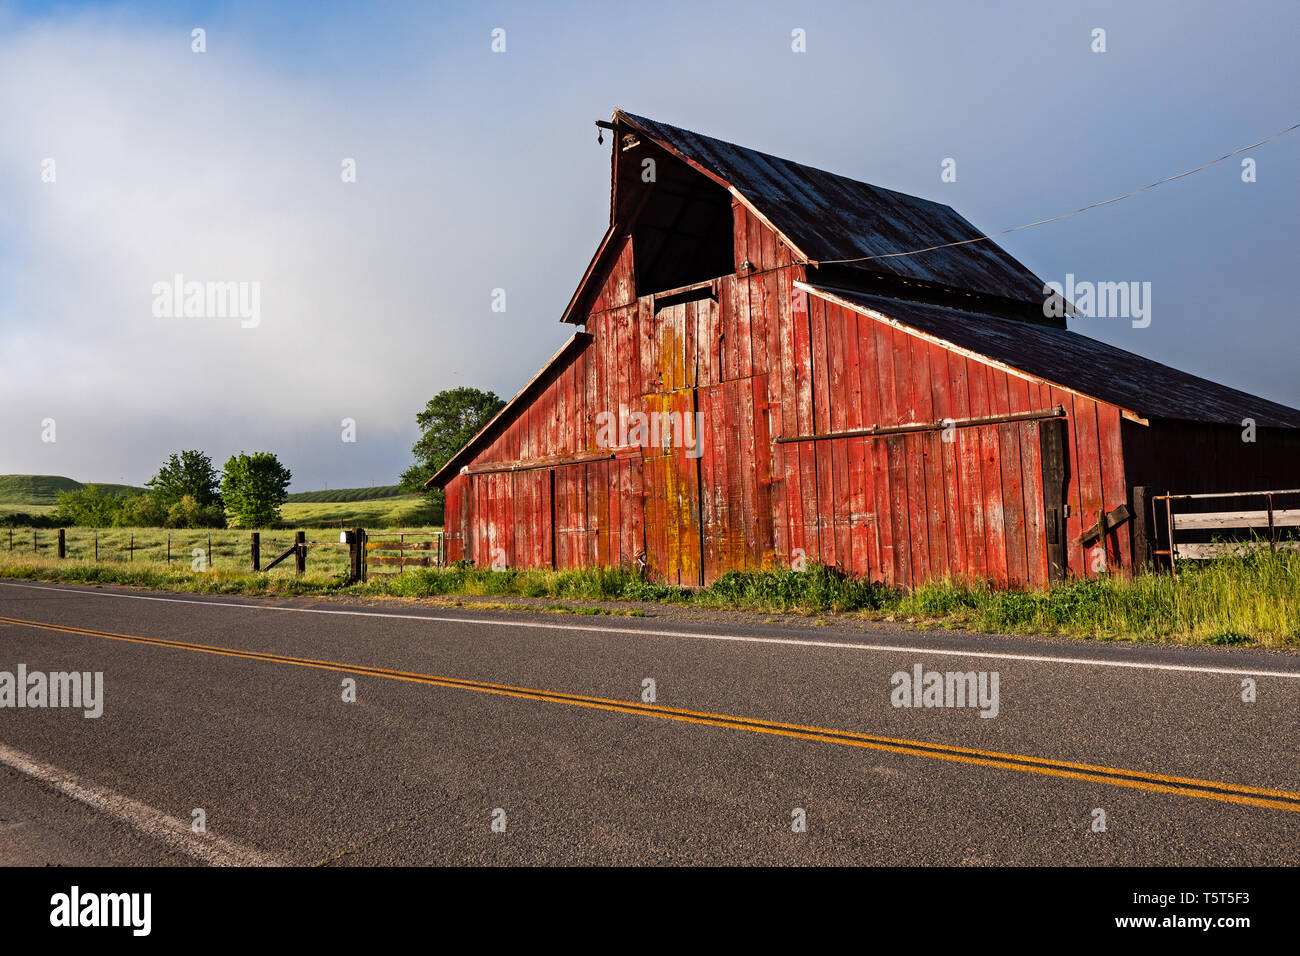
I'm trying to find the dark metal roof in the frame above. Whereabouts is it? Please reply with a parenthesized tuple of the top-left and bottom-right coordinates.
(616, 110, 1047, 304)
(804, 284, 1300, 429)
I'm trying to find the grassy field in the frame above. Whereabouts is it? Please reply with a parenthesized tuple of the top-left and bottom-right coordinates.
(2, 538, 1298, 647)
(0, 525, 442, 577)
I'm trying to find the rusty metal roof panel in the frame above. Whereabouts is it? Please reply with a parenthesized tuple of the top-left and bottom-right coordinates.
(617, 111, 1046, 303)
(807, 285, 1300, 429)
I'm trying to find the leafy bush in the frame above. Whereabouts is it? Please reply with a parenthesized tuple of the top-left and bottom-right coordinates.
(114, 492, 169, 527)
(51, 484, 127, 528)
(163, 494, 227, 529)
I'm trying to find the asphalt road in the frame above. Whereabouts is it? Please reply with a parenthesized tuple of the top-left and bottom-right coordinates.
(0, 578, 1298, 866)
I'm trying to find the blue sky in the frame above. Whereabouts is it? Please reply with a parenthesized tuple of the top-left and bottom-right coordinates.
(1, 0, 1297, 489)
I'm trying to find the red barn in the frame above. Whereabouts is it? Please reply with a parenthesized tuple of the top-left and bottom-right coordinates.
(430, 110, 1300, 588)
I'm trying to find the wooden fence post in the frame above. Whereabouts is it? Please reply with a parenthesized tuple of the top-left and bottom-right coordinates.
(57, 529, 65, 559)
(346, 528, 364, 583)
(251, 532, 261, 571)
(207, 533, 212, 571)
(130, 533, 134, 561)
(295, 531, 306, 574)
(167, 534, 172, 565)
(33, 529, 37, 554)
(94, 532, 98, 561)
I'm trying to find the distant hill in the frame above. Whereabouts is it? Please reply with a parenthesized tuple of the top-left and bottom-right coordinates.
(0, 475, 143, 506)
(285, 485, 416, 503)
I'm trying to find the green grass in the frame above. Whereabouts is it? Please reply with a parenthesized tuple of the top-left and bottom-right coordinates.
(0, 526, 444, 577)
(0, 503, 55, 518)
(3, 534, 1299, 648)
(0, 474, 141, 505)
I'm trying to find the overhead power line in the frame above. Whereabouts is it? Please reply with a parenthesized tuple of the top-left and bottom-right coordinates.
(819, 121, 1300, 266)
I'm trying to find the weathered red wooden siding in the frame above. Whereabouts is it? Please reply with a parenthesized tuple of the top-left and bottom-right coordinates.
(442, 208, 1140, 589)
(777, 294, 1134, 588)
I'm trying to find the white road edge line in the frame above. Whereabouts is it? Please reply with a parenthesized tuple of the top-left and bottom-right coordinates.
(0, 741, 277, 866)
(2, 579, 1298, 680)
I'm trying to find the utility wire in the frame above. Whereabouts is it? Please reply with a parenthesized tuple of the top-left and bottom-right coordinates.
(819, 121, 1300, 265)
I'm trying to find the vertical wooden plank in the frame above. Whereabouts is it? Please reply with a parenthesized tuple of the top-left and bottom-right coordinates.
(940, 348, 972, 580)
(734, 272, 753, 380)
(843, 307, 868, 577)
(810, 295, 835, 567)
(887, 435, 912, 588)
(746, 208, 764, 280)
(776, 268, 801, 566)
(698, 383, 720, 580)
(684, 299, 699, 388)
(737, 379, 761, 569)
(747, 255, 767, 379)
(854, 311, 882, 580)
(671, 303, 687, 393)
(763, 270, 788, 564)
(904, 433, 930, 584)
(827, 304, 851, 569)
(1096, 403, 1130, 576)
(1019, 420, 1048, 588)
(629, 456, 644, 569)
(680, 387, 704, 584)
(891, 328, 913, 424)
(911, 338, 947, 580)
(725, 382, 747, 573)
(546, 370, 559, 459)
(791, 281, 820, 561)
(732, 200, 749, 276)
(873, 323, 899, 583)
(1005, 373, 1033, 414)
(751, 374, 775, 569)
(760, 214, 776, 272)
(998, 421, 1029, 587)
(989, 365, 1011, 417)
(719, 277, 738, 383)
(710, 380, 732, 575)
(970, 372, 1007, 587)
(1073, 394, 1105, 578)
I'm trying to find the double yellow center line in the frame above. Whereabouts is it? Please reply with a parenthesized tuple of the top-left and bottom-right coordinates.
(5, 612, 1300, 814)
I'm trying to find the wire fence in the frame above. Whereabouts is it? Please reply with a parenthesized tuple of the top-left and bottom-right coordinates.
(0, 526, 418, 578)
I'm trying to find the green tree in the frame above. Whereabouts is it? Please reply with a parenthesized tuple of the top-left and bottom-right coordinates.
(147, 450, 223, 508)
(51, 484, 125, 527)
(114, 491, 169, 527)
(220, 452, 292, 528)
(399, 387, 505, 503)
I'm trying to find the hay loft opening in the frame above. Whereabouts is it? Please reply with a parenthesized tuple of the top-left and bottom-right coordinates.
(622, 139, 734, 296)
